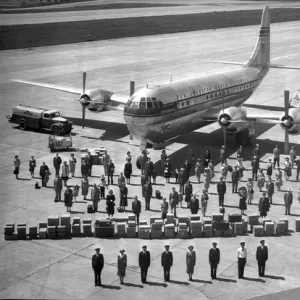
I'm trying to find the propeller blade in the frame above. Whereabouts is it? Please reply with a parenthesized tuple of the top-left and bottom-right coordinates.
(83, 72, 87, 94)
(82, 105, 85, 129)
(284, 90, 290, 154)
(130, 81, 135, 97)
(221, 90, 227, 147)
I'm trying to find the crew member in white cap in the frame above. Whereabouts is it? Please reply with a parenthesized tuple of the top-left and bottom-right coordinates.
(256, 239, 268, 277)
(236, 240, 247, 279)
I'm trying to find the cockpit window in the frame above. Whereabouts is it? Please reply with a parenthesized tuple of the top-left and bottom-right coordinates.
(139, 97, 146, 108)
(131, 101, 139, 108)
(146, 101, 153, 108)
(152, 101, 158, 108)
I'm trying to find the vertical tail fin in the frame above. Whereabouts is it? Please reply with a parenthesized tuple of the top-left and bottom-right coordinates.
(245, 5, 270, 68)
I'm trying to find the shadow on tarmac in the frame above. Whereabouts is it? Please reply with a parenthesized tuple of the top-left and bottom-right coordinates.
(215, 277, 237, 283)
(192, 279, 212, 284)
(146, 281, 167, 287)
(264, 275, 285, 280)
(243, 277, 266, 283)
(122, 282, 144, 288)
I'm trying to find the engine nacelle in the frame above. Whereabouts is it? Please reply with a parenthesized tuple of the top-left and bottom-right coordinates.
(79, 88, 113, 111)
(218, 107, 254, 133)
(280, 108, 300, 135)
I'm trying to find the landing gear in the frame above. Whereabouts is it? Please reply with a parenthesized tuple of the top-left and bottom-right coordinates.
(235, 128, 254, 146)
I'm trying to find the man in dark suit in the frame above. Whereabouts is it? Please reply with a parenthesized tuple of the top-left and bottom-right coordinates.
(139, 245, 151, 283)
(190, 194, 199, 214)
(256, 239, 268, 277)
(143, 181, 153, 211)
(231, 166, 239, 193)
(161, 245, 173, 282)
(53, 153, 62, 177)
(86, 151, 93, 176)
(217, 176, 226, 206)
(169, 187, 179, 217)
(251, 156, 260, 181)
(145, 157, 154, 183)
(92, 248, 104, 286)
(209, 241, 220, 279)
(132, 195, 141, 225)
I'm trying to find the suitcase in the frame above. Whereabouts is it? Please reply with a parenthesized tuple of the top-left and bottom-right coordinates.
(87, 204, 94, 213)
(156, 190, 162, 199)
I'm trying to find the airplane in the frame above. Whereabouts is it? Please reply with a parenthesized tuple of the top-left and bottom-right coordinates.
(14, 5, 300, 150)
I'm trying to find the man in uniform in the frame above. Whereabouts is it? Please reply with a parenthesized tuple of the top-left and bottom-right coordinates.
(256, 239, 268, 277)
(169, 187, 179, 217)
(92, 248, 104, 286)
(143, 180, 153, 211)
(217, 176, 226, 206)
(209, 241, 220, 280)
(284, 188, 293, 215)
(161, 245, 173, 282)
(236, 240, 247, 279)
(132, 195, 141, 225)
(139, 245, 151, 283)
(231, 166, 239, 193)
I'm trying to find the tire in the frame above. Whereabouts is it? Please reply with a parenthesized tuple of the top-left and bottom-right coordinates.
(19, 120, 27, 130)
(51, 125, 61, 136)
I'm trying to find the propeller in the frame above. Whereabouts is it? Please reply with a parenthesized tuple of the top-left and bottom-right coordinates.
(82, 72, 87, 128)
(129, 80, 135, 140)
(284, 90, 290, 155)
(221, 90, 227, 147)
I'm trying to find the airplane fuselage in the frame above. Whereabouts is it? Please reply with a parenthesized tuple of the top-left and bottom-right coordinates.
(124, 66, 267, 144)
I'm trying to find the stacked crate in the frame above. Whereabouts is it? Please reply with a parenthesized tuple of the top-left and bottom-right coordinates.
(190, 220, 202, 237)
(178, 223, 189, 239)
(151, 220, 163, 239)
(4, 224, 15, 240)
(127, 221, 136, 238)
(29, 227, 38, 239)
(253, 225, 264, 237)
(48, 216, 59, 238)
(165, 214, 176, 226)
(72, 217, 81, 236)
(248, 214, 260, 232)
(203, 217, 212, 237)
(57, 226, 66, 238)
(39, 222, 48, 239)
(139, 224, 151, 239)
(264, 222, 275, 236)
(128, 214, 136, 222)
(212, 213, 224, 223)
(276, 221, 286, 235)
(295, 218, 300, 232)
(60, 215, 71, 237)
(83, 218, 92, 235)
(178, 216, 189, 225)
(150, 216, 161, 225)
(47, 226, 57, 239)
(94, 220, 114, 238)
(17, 224, 26, 240)
(117, 223, 126, 237)
(278, 217, 289, 232)
(165, 224, 175, 238)
(234, 222, 244, 235)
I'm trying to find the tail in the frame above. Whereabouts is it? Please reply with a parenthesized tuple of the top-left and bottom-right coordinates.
(245, 5, 270, 68)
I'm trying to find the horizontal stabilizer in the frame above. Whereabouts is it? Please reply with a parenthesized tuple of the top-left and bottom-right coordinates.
(241, 104, 284, 112)
(269, 64, 300, 70)
(210, 61, 245, 66)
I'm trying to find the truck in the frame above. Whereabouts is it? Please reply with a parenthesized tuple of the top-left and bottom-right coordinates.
(6, 104, 73, 135)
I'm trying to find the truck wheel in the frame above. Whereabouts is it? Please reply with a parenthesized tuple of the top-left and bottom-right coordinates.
(19, 120, 27, 130)
(52, 126, 61, 136)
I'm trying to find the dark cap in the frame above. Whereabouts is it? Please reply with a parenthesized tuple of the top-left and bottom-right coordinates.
(260, 239, 265, 243)
(95, 248, 100, 251)
(165, 245, 170, 248)
(142, 245, 147, 249)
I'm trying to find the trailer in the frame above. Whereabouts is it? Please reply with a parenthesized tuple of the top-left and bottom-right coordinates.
(48, 134, 72, 152)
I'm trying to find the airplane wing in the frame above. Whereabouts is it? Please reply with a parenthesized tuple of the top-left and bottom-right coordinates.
(13, 79, 82, 95)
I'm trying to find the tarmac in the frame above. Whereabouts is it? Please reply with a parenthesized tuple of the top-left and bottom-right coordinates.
(1, 20, 300, 300)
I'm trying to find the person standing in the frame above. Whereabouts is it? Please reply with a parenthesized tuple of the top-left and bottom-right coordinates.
(139, 245, 150, 283)
(274, 168, 282, 191)
(178, 167, 185, 194)
(169, 187, 179, 217)
(29, 156, 36, 178)
(183, 159, 192, 181)
(54, 175, 63, 202)
(91, 183, 100, 213)
(86, 151, 93, 176)
(256, 239, 268, 277)
(132, 195, 141, 225)
(107, 159, 115, 185)
(289, 146, 296, 168)
(238, 187, 247, 215)
(39, 162, 49, 187)
(164, 158, 172, 183)
(266, 158, 273, 180)
(236, 241, 247, 279)
(161, 245, 173, 282)
(200, 189, 209, 217)
(203, 167, 210, 192)
(251, 156, 259, 181)
(186, 245, 196, 281)
(237, 145, 244, 160)
(220, 145, 226, 164)
(81, 159, 88, 178)
(81, 175, 89, 200)
(217, 176, 226, 206)
(118, 171, 126, 189)
(124, 159, 132, 185)
(145, 157, 154, 183)
(73, 184, 79, 202)
(143, 180, 153, 211)
(13, 155, 21, 179)
(140, 150, 148, 176)
(284, 157, 292, 181)
(53, 153, 62, 177)
(296, 157, 300, 181)
(61, 161, 70, 186)
(125, 151, 132, 162)
(258, 192, 270, 218)
(220, 161, 228, 181)
(253, 144, 261, 160)
(152, 167, 157, 184)
(106, 189, 115, 219)
(284, 188, 293, 215)
(297, 187, 300, 203)
(273, 144, 280, 168)
(257, 169, 265, 192)
(102, 150, 111, 176)
(117, 249, 127, 284)
(44, 168, 50, 187)
(266, 178, 275, 205)
(92, 248, 104, 286)
(203, 148, 211, 168)
(69, 153, 77, 177)
(119, 183, 128, 211)
(64, 186, 73, 213)
(161, 197, 169, 220)
(190, 194, 199, 215)
(184, 180, 193, 208)
(231, 166, 239, 193)
(209, 241, 220, 280)
(100, 175, 106, 199)
(161, 150, 167, 174)
(246, 178, 254, 204)
(195, 158, 202, 183)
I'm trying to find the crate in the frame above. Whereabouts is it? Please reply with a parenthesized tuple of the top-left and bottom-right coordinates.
(139, 221, 148, 226)
(72, 224, 81, 236)
(151, 223, 162, 231)
(253, 225, 264, 237)
(190, 221, 202, 229)
(223, 226, 233, 237)
(82, 218, 92, 224)
(178, 229, 189, 239)
(48, 216, 59, 227)
(189, 214, 200, 221)
(39, 228, 47, 238)
(165, 226, 175, 238)
(151, 229, 163, 239)
(154, 219, 164, 225)
(212, 213, 224, 223)
(128, 214, 136, 221)
(178, 217, 188, 224)
(127, 226, 136, 238)
(4, 225, 14, 235)
(165, 219, 176, 226)
(242, 219, 249, 233)
(276, 221, 286, 235)
(139, 225, 151, 239)
(94, 226, 114, 237)
(203, 217, 212, 225)
(248, 214, 260, 225)
(228, 214, 242, 223)
(214, 222, 229, 231)
(234, 222, 244, 235)
(5, 223, 15, 232)
(128, 220, 136, 227)
(48, 225, 57, 238)
(39, 222, 47, 229)
(117, 223, 126, 237)
(83, 224, 92, 233)
(178, 223, 188, 230)
(191, 228, 202, 238)
(150, 217, 161, 225)
(72, 217, 81, 224)
(278, 218, 288, 232)
(166, 213, 174, 220)
(204, 224, 213, 237)
(264, 222, 275, 236)
(214, 230, 223, 237)
(29, 227, 38, 239)
(295, 218, 300, 232)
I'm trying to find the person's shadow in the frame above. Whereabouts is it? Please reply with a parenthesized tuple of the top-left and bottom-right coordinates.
(101, 284, 121, 290)
(122, 282, 144, 288)
(168, 280, 189, 285)
(264, 275, 285, 280)
(192, 279, 212, 284)
(243, 277, 266, 283)
(146, 281, 167, 287)
(215, 278, 237, 283)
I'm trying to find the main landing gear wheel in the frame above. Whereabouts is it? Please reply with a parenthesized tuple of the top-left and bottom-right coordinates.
(19, 120, 27, 130)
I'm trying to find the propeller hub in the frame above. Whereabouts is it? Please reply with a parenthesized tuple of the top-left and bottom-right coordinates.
(79, 96, 90, 106)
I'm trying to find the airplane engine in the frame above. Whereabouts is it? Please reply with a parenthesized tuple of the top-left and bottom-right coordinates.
(79, 88, 113, 112)
(218, 107, 253, 133)
(280, 108, 300, 135)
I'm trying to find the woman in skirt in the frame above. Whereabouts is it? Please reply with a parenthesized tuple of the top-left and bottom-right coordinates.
(106, 189, 116, 219)
(61, 161, 70, 187)
(186, 245, 196, 281)
(257, 169, 265, 192)
(117, 249, 127, 284)
(238, 186, 247, 215)
(64, 186, 73, 212)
